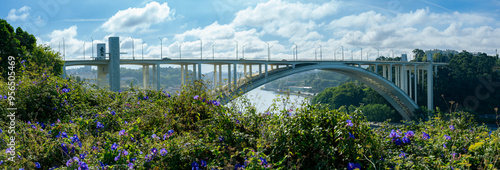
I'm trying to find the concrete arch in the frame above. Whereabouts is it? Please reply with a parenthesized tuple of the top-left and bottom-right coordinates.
(224, 63, 418, 120)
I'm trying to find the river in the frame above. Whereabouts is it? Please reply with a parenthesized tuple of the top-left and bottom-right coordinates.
(230, 85, 311, 114)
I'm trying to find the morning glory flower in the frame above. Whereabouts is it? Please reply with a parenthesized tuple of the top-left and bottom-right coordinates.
(193, 95, 199, 100)
(128, 163, 134, 169)
(191, 161, 199, 170)
(260, 157, 268, 165)
(122, 150, 128, 156)
(151, 148, 158, 155)
(444, 135, 451, 140)
(219, 136, 224, 142)
(390, 130, 400, 138)
(402, 136, 411, 144)
(160, 148, 168, 156)
(200, 160, 207, 167)
(347, 162, 361, 170)
(96, 122, 104, 129)
(405, 131, 415, 138)
(119, 130, 126, 136)
(394, 138, 402, 145)
(449, 125, 455, 130)
(110, 111, 116, 116)
(422, 132, 431, 140)
(346, 120, 353, 127)
(399, 151, 407, 158)
(62, 132, 68, 138)
(35, 162, 41, 168)
(111, 143, 118, 151)
(167, 129, 174, 135)
(349, 132, 355, 139)
(114, 152, 121, 161)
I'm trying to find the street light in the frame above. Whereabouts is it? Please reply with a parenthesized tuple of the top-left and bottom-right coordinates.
(159, 38, 163, 59)
(132, 38, 135, 60)
(265, 42, 273, 61)
(212, 42, 216, 60)
(316, 44, 322, 61)
(315, 47, 318, 61)
(334, 47, 341, 61)
(198, 38, 203, 59)
(293, 43, 297, 60)
(179, 42, 184, 59)
(242, 43, 247, 59)
(359, 47, 362, 61)
(83, 41, 85, 60)
(366, 50, 371, 61)
(341, 45, 344, 61)
(91, 37, 93, 60)
(234, 40, 238, 59)
(142, 41, 145, 60)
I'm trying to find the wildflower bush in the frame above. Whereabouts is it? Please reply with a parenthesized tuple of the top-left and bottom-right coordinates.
(0, 68, 499, 169)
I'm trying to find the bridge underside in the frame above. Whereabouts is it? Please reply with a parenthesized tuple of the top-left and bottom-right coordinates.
(222, 64, 419, 120)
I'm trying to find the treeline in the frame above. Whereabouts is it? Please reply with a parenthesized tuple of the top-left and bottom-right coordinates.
(313, 49, 500, 122)
(265, 71, 349, 93)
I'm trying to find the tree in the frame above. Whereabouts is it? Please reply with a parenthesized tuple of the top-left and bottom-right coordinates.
(412, 49, 425, 62)
(312, 82, 365, 109)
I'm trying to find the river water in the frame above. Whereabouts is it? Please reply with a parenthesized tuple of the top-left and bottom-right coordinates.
(230, 85, 311, 114)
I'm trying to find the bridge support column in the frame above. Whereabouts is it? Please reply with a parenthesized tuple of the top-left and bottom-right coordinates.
(97, 65, 108, 88)
(427, 63, 434, 111)
(152, 65, 157, 90)
(403, 64, 407, 94)
(244, 65, 247, 77)
(198, 64, 202, 80)
(213, 65, 217, 89)
(218, 65, 222, 87)
(389, 64, 393, 83)
(109, 37, 120, 92)
(185, 65, 189, 83)
(383, 65, 387, 79)
(156, 64, 160, 91)
(228, 64, 231, 91)
(193, 64, 197, 81)
(374, 64, 378, 73)
(249, 65, 252, 77)
(259, 64, 262, 77)
(233, 64, 237, 87)
(414, 65, 417, 104)
(395, 66, 399, 87)
(62, 66, 67, 79)
(143, 65, 150, 89)
(265, 64, 268, 81)
(180, 65, 185, 87)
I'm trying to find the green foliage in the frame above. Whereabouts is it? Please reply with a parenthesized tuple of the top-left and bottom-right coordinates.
(359, 104, 400, 122)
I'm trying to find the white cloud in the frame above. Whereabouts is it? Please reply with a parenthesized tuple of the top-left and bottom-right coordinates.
(6, 6, 31, 21)
(101, 2, 174, 33)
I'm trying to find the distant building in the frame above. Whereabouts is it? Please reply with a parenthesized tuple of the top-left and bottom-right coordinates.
(425, 49, 459, 61)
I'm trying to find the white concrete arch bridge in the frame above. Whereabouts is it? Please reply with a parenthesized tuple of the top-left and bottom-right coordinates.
(63, 37, 447, 120)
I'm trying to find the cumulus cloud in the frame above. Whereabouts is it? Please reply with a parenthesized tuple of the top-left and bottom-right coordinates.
(6, 6, 31, 21)
(101, 2, 174, 33)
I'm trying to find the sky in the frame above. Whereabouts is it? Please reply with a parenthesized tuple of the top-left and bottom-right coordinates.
(2, 0, 500, 64)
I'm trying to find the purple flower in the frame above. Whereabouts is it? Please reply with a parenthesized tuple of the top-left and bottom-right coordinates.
(346, 120, 353, 127)
(444, 143, 447, 148)
(394, 138, 402, 145)
(390, 130, 400, 138)
(219, 136, 224, 142)
(200, 160, 207, 167)
(212, 100, 220, 106)
(191, 161, 199, 169)
(402, 136, 411, 144)
(80, 153, 86, 160)
(79, 161, 88, 170)
(128, 163, 134, 169)
(62, 132, 68, 138)
(193, 95, 199, 100)
(114, 153, 121, 161)
(160, 148, 168, 156)
(349, 132, 355, 139)
(111, 143, 118, 151)
(66, 159, 73, 166)
(399, 151, 407, 158)
(62, 88, 69, 93)
(260, 157, 268, 165)
(110, 111, 116, 116)
(152, 134, 158, 139)
(61, 143, 68, 154)
(444, 135, 451, 140)
(347, 162, 361, 170)
(21, 60, 26, 64)
(167, 129, 174, 136)
(119, 130, 126, 136)
(35, 162, 41, 168)
(70, 134, 79, 144)
(449, 125, 455, 130)
(235, 119, 240, 124)
(405, 131, 415, 138)
(422, 132, 431, 140)
(151, 148, 158, 155)
(96, 122, 104, 129)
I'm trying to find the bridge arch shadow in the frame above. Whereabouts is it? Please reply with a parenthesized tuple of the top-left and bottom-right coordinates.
(222, 63, 418, 120)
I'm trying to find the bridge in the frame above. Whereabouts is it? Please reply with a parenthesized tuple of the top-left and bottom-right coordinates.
(63, 37, 447, 120)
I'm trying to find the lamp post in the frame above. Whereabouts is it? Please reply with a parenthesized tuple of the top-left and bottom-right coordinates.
(142, 41, 145, 60)
(266, 42, 272, 61)
(351, 50, 354, 61)
(132, 38, 135, 60)
(198, 38, 202, 59)
(234, 40, 238, 59)
(91, 37, 93, 60)
(316, 44, 322, 61)
(341, 45, 344, 61)
(359, 47, 362, 61)
(242, 43, 247, 59)
(334, 47, 340, 61)
(315, 47, 318, 61)
(366, 50, 371, 61)
(159, 38, 163, 59)
(293, 43, 297, 60)
(83, 41, 85, 60)
(212, 42, 216, 60)
(179, 42, 183, 59)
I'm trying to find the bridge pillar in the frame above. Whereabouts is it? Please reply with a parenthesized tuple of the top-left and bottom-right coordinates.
(152, 65, 157, 89)
(374, 64, 378, 73)
(218, 65, 222, 86)
(193, 64, 197, 81)
(249, 65, 252, 77)
(244, 65, 247, 77)
(427, 63, 434, 111)
(143, 65, 149, 89)
(403, 64, 407, 94)
(156, 64, 160, 91)
(389, 64, 393, 83)
(259, 64, 262, 77)
(233, 64, 237, 87)
(265, 64, 268, 81)
(198, 64, 202, 80)
(97, 65, 108, 88)
(382, 65, 387, 79)
(213, 65, 217, 88)
(228, 64, 231, 91)
(180, 65, 184, 86)
(414, 65, 417, 104)
(109, 37, 120, 92)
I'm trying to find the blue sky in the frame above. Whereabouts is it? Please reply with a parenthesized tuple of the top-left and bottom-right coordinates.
(2, 0, 500, 62)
